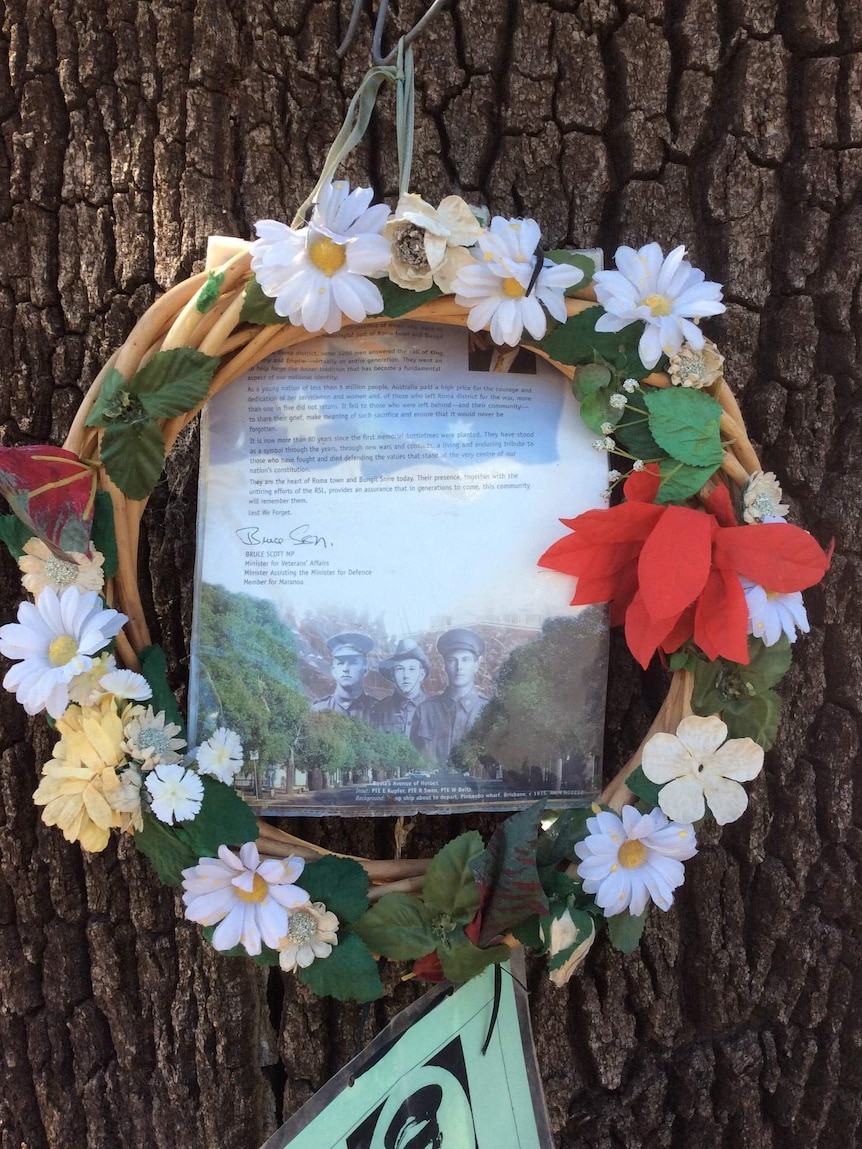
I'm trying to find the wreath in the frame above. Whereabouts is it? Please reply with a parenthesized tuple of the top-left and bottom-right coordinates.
(0, 34, 830, 1004)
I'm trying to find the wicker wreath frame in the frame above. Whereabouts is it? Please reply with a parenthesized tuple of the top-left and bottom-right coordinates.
(59, 245, 764, 901)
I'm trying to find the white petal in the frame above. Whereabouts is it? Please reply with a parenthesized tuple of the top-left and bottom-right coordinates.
(676, 715, 729, 759)
(702, 775, 749, 825)
(657, 776, 706, 823)
(211, 904, 244, 950)
(638, 323, 663, 369)
(642, 733, 697, 784)
(706, 738, 764, 783)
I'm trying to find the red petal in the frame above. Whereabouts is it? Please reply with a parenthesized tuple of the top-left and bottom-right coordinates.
(713, 523, 830, 591)
(623, 465, 661, 503)
(703, 483, 738, 527)
(637, 506, 714, 619)
(694, 568, 750, 663)
(412, 951, 445, 983)
(624, 591, 683, 670)
(660, 604, 696, 654)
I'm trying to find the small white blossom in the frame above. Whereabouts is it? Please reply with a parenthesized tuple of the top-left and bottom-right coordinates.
(632, 459, 645, 471)
(196, 727, 244, 784)
(609, 393, 628, 410)
(145, 763, 204, 825)
(601, 488, 612, 501)
(600, 422, 615, 435)
(622, 378, 639, 393)
(607, 469, 622, 482)
(642, 714, 764, 826)
(742, 471, 790, 524)
(593, 243, 725, 370)
(98, 669, 152, 701)
(741, 577, 810, 646)
(278, 901, 340, 971)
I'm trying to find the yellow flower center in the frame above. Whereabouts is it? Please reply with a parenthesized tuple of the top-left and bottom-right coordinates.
(502, 277, 526, 298)
(642, 293, 672, 317)
(235, 873, 268, 903)
(766, 590, 781, 600)
(308, 236, 346, 276)
(617, 839, 647, 869)
(48, 635, 80, 667)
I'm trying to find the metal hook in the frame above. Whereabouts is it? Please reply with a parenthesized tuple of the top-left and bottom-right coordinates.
(337, 0, 452, 65)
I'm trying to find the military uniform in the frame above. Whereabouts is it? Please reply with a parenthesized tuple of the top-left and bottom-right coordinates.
(411, 687, 489, 764)
(371, 688, 427, 737)
(311, 691, 378, 724)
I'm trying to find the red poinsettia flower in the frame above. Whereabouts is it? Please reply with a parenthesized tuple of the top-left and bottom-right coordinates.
(538, 467, 830, 669)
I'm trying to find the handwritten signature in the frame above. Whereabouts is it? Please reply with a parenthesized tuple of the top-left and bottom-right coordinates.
(289, 524, 328, 548)
(236, 527, 284, 546)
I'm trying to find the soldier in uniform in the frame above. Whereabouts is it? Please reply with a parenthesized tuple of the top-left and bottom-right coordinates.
(311, 633, 377, 724)
(371, 639, 430, 737)
(411, 628, 490, 765)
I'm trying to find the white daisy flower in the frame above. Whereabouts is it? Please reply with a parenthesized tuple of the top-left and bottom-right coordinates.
(144, 763, 204, 824)
(0, 587, 126, 719)
(451, 216, 583, 347)
(250, 179, 390, 334)
(98, 668, 152, 701)
(182, 843, 309, 956)
(122, 705, 186, 770)
(642, 714, 764, 826)
(741, 577, 810, 646)
(742, 471, 790, 524)
(593, 243, 725, 370)
(574, 805, 697, 917)
(18, 538, 105, 597)
(384, 193, 481, 292)
(278, 900, 340, 971)
(196, 726, 244, 784)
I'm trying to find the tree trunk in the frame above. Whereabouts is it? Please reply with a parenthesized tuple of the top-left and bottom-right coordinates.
(1, 1, 860, 1146)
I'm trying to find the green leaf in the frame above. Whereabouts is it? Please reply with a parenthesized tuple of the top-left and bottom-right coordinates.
(375, 277, 442, 318)
(100, 420, 165, 501)
(607, 907, 649, 954)
(539, 868, 580, 903)
(510, 914, 544, 952)
(138, 644, 186, 735)
(614, 405, 667, 463)
(655, 458, 718, 505)
(645, 387, 724, 469)
(175, 775, 258, 858)
(572, 363, 612, 400)
(240, 278, 291, 326)
(438, 939, 510, 983)
(196, 270, 225, 314)
(299, 855, 369, 924)
(299, 931, 384, 1003)
(91, 491, 118, 578)
(135, 810, 198, 886)
(668, 651, 689, 671)
(536, 807, 591, 868)
(132, 348, 220, 419)
(470, 803, 548, 947)
(626, 764, 662, 807)
(721, 690, 782, 749)
(353, 893, 436, 961)
(579, 389, 616, 434)
(689, 636, 791, 750)
(529, 308, 649, 378)
(743, 635, 793, 690)
(422, 830, 484, 925)
(85, 368, 130, 427)
(0, 513, 34, 560)
(546, 250, 596, 292)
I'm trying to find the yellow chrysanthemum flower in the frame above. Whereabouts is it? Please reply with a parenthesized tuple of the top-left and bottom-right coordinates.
(33, 697, 129, 852)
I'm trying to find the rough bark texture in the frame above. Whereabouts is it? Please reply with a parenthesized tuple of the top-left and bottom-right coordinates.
(1, 1, 860, 1146)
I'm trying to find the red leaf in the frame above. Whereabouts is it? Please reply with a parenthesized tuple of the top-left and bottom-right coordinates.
(703, 484, 737, 527)
(0, 446, 98, 556)
(624, 465, 661, 503)
(713, 523, 830, 591)
(637, 506, 714, 619)
(624, 591, 684, 670)
(412, 951, 445, 983)
(694, 567, 750, 663)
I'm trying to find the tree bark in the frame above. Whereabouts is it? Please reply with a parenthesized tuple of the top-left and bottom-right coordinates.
(1, 1, 860, 1146)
